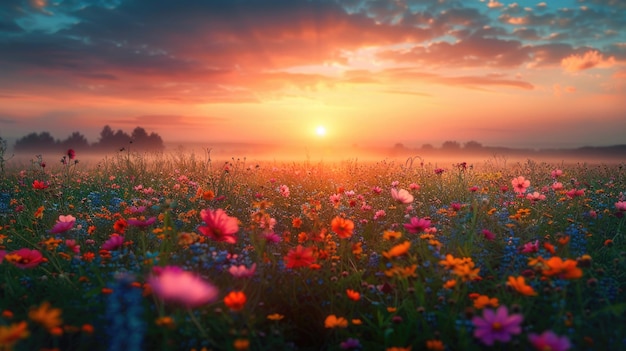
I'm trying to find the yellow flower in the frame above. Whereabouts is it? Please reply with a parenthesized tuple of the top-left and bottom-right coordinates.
(28, 302, 62, 331)
(324, 315, 348, 328)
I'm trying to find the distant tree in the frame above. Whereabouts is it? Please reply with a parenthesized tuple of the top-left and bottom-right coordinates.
(441, 141, 461, 150)
(14, 132, 58, 153)
(60, 132, 90, 151)
(147, 132, 165, 152)
(394, 143, 406, 149)
(131, 127, 149, 141)
(421, 144, 434, 150)
(464, 141, 483, 150)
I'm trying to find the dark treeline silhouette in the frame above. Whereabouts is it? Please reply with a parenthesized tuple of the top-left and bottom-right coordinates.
(13, 126, 164, 154)
(387, 140, 626, 161)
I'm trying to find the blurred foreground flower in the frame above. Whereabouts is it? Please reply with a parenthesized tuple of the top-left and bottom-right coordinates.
(148, 266, 219, 308)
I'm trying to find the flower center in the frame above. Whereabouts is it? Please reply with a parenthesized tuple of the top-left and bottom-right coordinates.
(491, 322, 502, 331)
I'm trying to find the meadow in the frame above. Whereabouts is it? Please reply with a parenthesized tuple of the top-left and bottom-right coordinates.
(0, 148, 624, 351)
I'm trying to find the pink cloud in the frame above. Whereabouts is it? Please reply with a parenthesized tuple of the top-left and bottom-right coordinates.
(561, 50, 616, 72)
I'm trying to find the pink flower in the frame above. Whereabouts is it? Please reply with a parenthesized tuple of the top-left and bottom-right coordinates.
(409, 183, 420, 191)
(127, 217, 157, 229)
(528, 330, 571, 351)
(262, 231, 281, 243)
(511, 176, 530, 194)
(101, 234, 124, 250)
(551, 169, 563, 179)
(279, 185, 290, 198)
(391, 188, 414, 204)
(472, 305, 523, 346)
(49, 214, 76, 234)
(526, 192, 546, 202)
(5, 248, 44, 269)
(615, 201, 626, 212)
(371, 186, 382, 194)
(148, 266, 219, 308)
(521, 240, 539, 254)
(403, 216, 432, 234)
(373, 210, 386, 220)
(481, 229, 495, 241)
(228, 263, 257, 278)
(197, 208, 239, 244)
(566, 189, 585, 198)
(65, 239, 80, 254)
(552, 182, 564, 191)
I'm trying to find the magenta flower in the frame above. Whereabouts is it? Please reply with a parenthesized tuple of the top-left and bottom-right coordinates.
(6, 248, 44, 269)
(49, 214, 76, 234)
(148, 266, 219, 308)
(198, 208, 239, 244)
(615, 201, 626, 212)
(127, 217, 157, 229)
(521, 240, 539, 254)
(101, 234, 125, 251)
(481, 229, 495, 241)
(528, 330, 571, 351)
(391, 188, 414, 204)
(228, 263, 257, 278)
(403, 216, 432, 234)
(262, 231, 281, 243)
(511, 176, 530, 194)
(472, 305, 523, 346)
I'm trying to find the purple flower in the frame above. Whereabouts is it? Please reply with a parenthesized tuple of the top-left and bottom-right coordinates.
(340, 338, 361, 350)
(403, 216, 432, 234)
(481, 229, 495, 241)
(472, 305, 523, 346)
(101, 234, 124, 251)
(528, 330, 571, 351)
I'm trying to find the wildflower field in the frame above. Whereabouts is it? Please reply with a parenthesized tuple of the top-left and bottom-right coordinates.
(1, 149, 625, 351)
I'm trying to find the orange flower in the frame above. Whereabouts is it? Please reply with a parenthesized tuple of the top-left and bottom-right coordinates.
(426, 340, 445, 351)
(382, 241, 411, 259)
(113, 218, 127, 234)
(543, 242, 556, 255)
(0, 321, 29, 348)
(28, 302, 63, 331)
(443, 279, 456, 289)
(346, 289, 361, 301)
(386, 347, 412, 351)
(233, 338, 250, 351)
(267, 313, 284, 321)
(507, 276, 538, 296)
(542, 257, 583, 279)
(331, 216, 354, 239)
(224, 291, 247, 311)
(34, 206, 44, 219)
(383, 230, 402, 240)
(472, 295, 499, 309)
(324, 314, 348, 328)
(292, 217, 303, 228)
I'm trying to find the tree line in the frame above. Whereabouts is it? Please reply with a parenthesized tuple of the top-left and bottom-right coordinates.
(13, 126, 164, 153)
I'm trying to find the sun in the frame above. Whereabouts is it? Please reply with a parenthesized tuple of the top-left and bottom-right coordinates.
(315, 126, 327, 137)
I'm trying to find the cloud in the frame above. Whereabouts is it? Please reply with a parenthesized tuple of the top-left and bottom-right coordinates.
(487, 0, 504, 9)
(561, 50, 616, 72)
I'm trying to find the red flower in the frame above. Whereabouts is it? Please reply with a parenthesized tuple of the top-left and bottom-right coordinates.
(284, 245, 315, 269)
(67, 149, 76, 160)
(331, 216, 354, 239)
(32, 180, 49, 190)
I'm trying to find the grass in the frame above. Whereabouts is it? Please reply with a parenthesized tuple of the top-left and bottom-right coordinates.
(0, 149, 624, 350)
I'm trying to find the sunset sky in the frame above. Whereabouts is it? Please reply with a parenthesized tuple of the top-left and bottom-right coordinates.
(1, 0, 625, 150)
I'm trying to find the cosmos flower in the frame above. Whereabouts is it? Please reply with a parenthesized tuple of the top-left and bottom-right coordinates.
(391, 188, 414, 204)
(528, 330, 571, 351)
(403, 216, 432, 234)
(148, 266, 219, 308)
(224, 291, 247, 311)
(472, 305, 523, 346)
(49, 214, 76, 234)
(511, 176, 530, 194)
(284, 245, 315, 269)
(331, 216, 354, 239)
(4, 248, 44, 269)
(197, 208, 239, 244)
(101, 234, 125, 251)
(228, 264, 257, 278)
